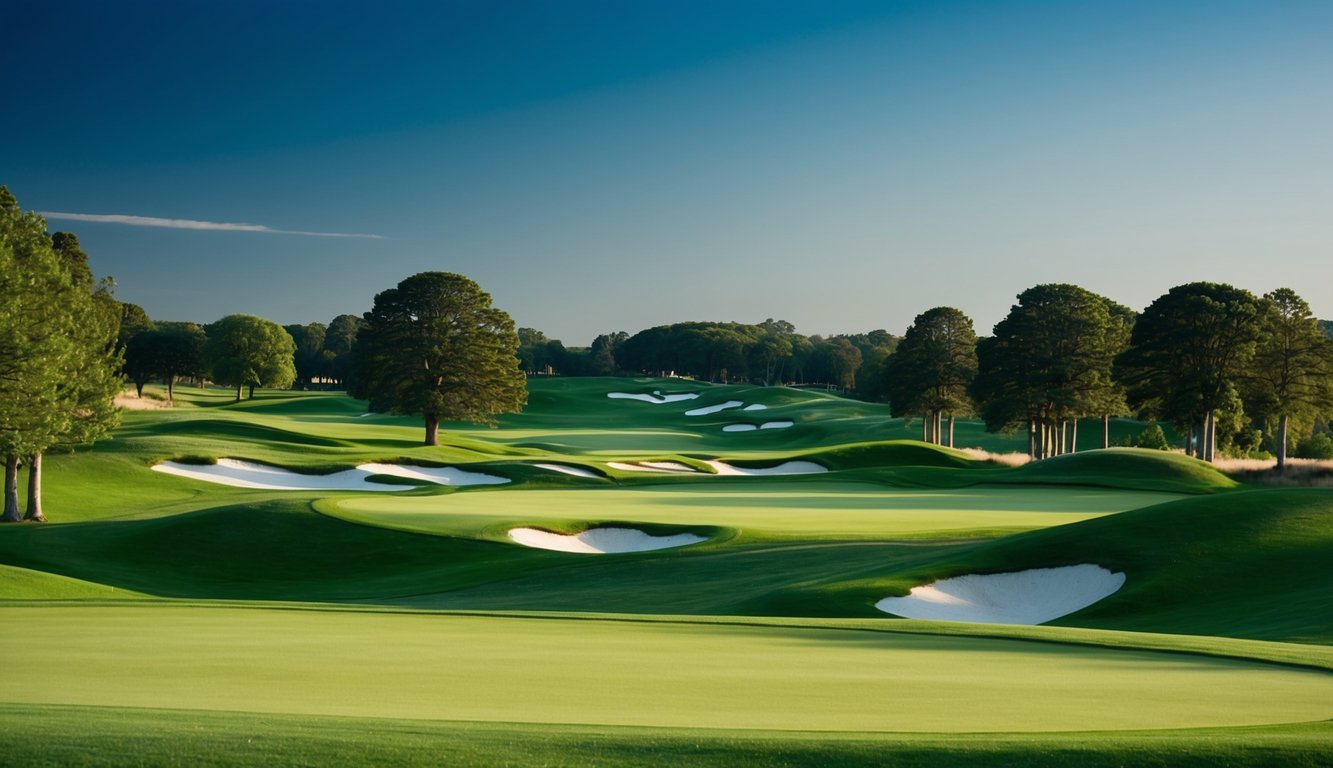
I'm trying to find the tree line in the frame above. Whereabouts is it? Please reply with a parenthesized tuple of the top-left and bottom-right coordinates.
(888, 283, 1333, 467)
(511, 294, 1331, 467)
(4, 182, 1332, 531)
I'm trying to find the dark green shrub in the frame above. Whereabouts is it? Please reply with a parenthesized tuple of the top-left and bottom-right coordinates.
(1295, 432, 1333, 460)
(1134, 423, 1170, 451)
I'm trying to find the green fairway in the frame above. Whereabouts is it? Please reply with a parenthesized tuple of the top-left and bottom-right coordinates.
(325, 482, 1181, 540)
(1, 381, 1330, 766)
(5, 604, 1331, 732)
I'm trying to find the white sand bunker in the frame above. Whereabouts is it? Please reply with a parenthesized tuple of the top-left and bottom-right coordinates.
(534, 462, 601, 478)
(606, 461, 700, 474)
(152, 459, 508, 491)
(742, 403, 768, 411)
(722, 420, 794, 432)
(685, 400, 743, 416)
(508, 527, 706, 554)
(608, 391, 699, 404)
(874, 565, 1126, 625)
(703, 460, 827, 476)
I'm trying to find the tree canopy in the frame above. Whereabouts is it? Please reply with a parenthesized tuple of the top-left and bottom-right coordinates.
(1245, 289, 1333, 468)
(1116, 282, 1261, 461)
(0, 190, 122, 522)
(884, 307, 977, 446)
(974, 284, 1131, 458)
(351, 272, 526, 446)
(203, 314, 297, 401)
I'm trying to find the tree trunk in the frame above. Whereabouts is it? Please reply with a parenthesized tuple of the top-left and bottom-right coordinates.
(1071, 419, 1078, 454)
(247, 383, 256, 399)
(168, 375, 175, 403)
(1059, 420, 1068, 455)
(23, 453, 45, 522)
(424, 415, 440, 447)
(922, 415, 928, 443)
(1102, 415, 1110, 450)
(1186, 424, 1196, 458)
(1276, 414, 1288, 471)
(1028, 420, 1037, 458)
(1033, 419, 1043, 459)
(947, 415, 955, 449)
(235, 383, 243, 402)
(135, 381, 145, 398)
(1204, 410, 1215, 462)
(934, 412, 942, 446)
(2, 455, 20, 523)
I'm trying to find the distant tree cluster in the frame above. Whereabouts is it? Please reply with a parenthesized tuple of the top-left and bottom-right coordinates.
(884, 283, 1332, 466)
(1, 188, 122, 522)
(602, 320, 897, 390)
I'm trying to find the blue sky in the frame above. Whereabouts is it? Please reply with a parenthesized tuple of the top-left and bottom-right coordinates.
(3, 0, 1330, 344)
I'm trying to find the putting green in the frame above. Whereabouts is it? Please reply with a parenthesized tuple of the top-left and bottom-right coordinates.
(5, 604, 1330, 733)
(326, 482, 1182, 540)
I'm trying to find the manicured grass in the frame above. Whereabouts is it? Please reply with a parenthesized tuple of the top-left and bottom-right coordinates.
(2, 380, 1329, 767)
(3, 704, 1329, 768)
(324, 482, 1180, 540)
(5, 604, 1330, 732)
(0, 564, 144, 599)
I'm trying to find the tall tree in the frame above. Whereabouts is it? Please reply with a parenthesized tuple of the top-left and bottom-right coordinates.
(884, 307, 977, 447)
(204, 314, 297, 401)
(588, 332, 626, 376)
(284, 322, 328, 389)
(117, 302, 154, 350)
(1247, 289, 1333, 469)
(26, 268, 123, 521)
(122, 331, 159, 398)
(351, 272, 526, 446)
(0, 188, 73, 521)
(138, 322, 207, 402)
(323, 314, 362, 387)
(1116, 282, 1261, 462)
(973, 285, 1129, 458)
(0, 194, 121, 522)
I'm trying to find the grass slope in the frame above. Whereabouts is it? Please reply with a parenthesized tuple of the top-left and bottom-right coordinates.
(848, 489, 1333, 643)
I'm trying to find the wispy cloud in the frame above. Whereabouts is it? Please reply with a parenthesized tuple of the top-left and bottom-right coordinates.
(38, 211, 385, 240)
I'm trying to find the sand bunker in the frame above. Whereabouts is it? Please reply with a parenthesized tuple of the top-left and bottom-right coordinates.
(534, 463, 601, 478)
(723, 421, 794, 432)
(874, 565, 1126, 625)
(606, 461, 700, 474)
(703, 460, 827, 476)
(152, 459, 508, 490)
(685, 400, 743, 416)
(607, 391, 700, 404)
(507, 527, 706, 554)
(358, 463, 510, 486)
(742, 403, 768, 411)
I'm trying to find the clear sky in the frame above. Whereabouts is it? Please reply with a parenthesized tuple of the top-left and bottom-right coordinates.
(3, 0, 1330, 344)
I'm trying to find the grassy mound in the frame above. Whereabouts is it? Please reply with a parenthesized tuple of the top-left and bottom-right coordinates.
(998, 448, 1239, 493)
(855, 489, 1333, 643)
(795, 441, 979, 471)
